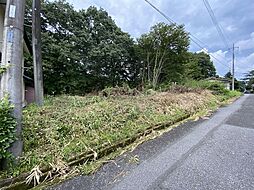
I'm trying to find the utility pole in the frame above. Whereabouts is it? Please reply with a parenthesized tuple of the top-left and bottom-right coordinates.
(32, 0, 44, 106)
(232, 43, 235, 91)
(231, 43, 239, 91)
(0, 0, 26, 159)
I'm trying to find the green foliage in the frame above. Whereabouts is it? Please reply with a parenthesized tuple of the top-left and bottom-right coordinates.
(224, 71, 232, 79)
(186, 52, 216, 80)
(0, 95, 16, 160)
(243, 70, 254, 92)
(0, 90, 219, 178)
(0, 65, 10, 75)
(184, 80, 228, 94)
(138, 23, 190, 88)
(224, 71, 245, 91)
(25, 0, 140, 95)
(183, 80, 242, 100)
(100, 85, 140, 97)
(24, 1, 220, 95)
(225, 90, 242, 98)
(0, 62, 16, 161)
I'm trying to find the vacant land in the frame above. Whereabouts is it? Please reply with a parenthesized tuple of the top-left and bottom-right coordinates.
(0, 87, 241, 188)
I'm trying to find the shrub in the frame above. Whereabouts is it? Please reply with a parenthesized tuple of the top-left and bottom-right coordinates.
(0, 95, 16, 160)
(168, 85, 202, 94)
(100, 85, 140, 97)
(184, 80, 228, 94)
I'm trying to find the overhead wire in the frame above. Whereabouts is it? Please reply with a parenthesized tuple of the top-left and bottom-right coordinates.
(190, 33, 230, 63)
(144, 0, 176, 25)
(204, 1, 245, 78)
(143, 0, 230, 69)
(202, 0, 231, 51)
(190, 37, 230, 69)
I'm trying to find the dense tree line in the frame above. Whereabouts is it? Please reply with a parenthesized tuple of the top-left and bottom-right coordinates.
(24, 0, 217, 95)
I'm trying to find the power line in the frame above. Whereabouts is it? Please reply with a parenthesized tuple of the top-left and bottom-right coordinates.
(190, 33, 230, 63)
(144, 0, 176, 25)
(143, 0, 229, 64)
(202, 0, 230, 51)
(191, 37, 230, 69)
(143, 0, 230, 69)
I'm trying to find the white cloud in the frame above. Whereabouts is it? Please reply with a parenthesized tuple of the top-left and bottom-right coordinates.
(196, 48, 209, 54)
(236, 32, 254, 51)
(210, 50, 231, 77)
(66, 0, 162, 38)
(235, 52, 254, 75)
(225, 25, 237, 32)
(208, 50, 254, 79)
(210, 50, 228, 60)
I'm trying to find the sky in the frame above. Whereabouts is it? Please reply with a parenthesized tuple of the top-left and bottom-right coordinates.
(66, 0, 254, 79)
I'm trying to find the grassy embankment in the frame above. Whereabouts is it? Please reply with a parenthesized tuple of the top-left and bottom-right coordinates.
(0, 81, 241, 188)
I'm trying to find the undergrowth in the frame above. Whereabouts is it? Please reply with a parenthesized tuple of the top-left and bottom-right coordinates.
(0, 82, 241, 182)
(0, 95, 16, 161)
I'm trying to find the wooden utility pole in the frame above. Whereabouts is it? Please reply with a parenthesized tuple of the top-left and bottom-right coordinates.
(0, 0, 26, 159)
(232, 43, 235, 91)
(32, 0, 43, 105)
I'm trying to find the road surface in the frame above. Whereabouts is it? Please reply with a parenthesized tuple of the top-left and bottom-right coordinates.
(51, 95, 254, 190)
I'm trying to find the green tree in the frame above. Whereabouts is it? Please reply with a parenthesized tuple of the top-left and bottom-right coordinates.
(224, 71, 232, 79)
(25, 0, 139, 94)
(244, 70, 254, 91)
(41, 0, 86, 94)
(82, 7, 138, 88)
(186, 52, 216, 80)
(225, 72, 245, 91)
(138, 23, 190, 89)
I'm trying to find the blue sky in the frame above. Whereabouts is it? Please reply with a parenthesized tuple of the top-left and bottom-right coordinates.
(66, 0, 254, 79)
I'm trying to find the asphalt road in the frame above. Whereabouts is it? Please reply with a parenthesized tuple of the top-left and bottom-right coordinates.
(51, 95, 254, 190)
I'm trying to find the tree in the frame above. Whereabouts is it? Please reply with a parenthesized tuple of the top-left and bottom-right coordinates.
(224, 71, 245, 91)
(25, 0, 139, 94)
(81, 7, 137, 88)
(25, 0, 80, 94)
(186, 52, 216, 80)
(138, 23, 190, 89)
(244, 70, 254, 91)
(224, 71, 232, 79)
(41, 0, 84, 94)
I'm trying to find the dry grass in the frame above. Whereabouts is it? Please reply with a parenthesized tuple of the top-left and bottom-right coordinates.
(1, 90, 223, 180)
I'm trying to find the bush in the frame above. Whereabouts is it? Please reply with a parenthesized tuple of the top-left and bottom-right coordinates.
(100, 85, 140, 97)
(0, 95, 16, 160)
(184, 80, 228, 94)
(168, 85, 202, 94)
